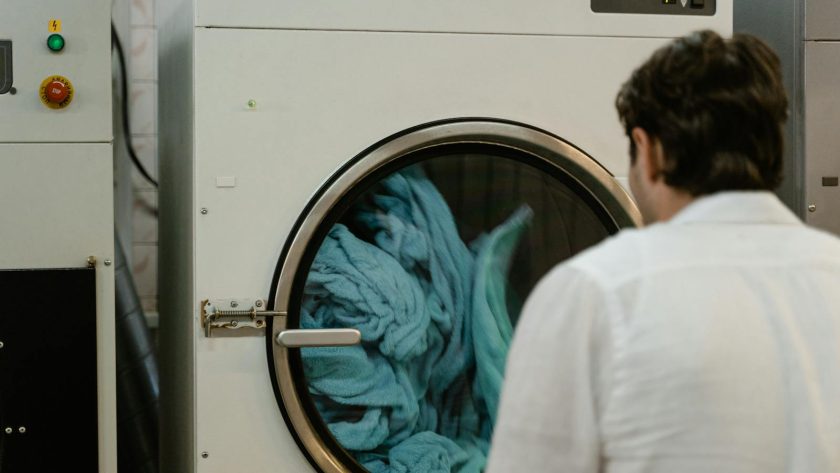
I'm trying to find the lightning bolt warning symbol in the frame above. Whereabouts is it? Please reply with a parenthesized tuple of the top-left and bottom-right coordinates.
(48, 19, 61, 32)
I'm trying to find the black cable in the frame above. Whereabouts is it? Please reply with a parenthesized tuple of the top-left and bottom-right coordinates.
(111, 23, 159, 189)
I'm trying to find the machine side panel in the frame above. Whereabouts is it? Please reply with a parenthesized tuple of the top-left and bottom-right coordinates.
(0, 143, 116, 473)
(157, 0, 198, 471)
(804, 42, 840, 235)
(191, 29, 667, 472)
(0, 0, 111, 143)
(734, 0, 804, 215)
(805, 0, 840, 40)
(194, 0, 732, 37)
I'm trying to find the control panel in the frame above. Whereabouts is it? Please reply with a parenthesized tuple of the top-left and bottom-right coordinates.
(592, 0, 716, 15)
(0, 0, 111, 143)
(0, 1, 116, 472)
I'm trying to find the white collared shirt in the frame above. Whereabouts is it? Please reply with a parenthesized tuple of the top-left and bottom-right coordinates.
(487, 191, 840, 473)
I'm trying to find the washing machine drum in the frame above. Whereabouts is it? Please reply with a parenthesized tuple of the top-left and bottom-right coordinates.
(267, 120, 638, 473)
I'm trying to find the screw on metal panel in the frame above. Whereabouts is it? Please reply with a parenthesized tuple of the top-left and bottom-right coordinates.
(230, 320, 238, 327)
(9, 87, 16, 95)
(4, 427, 11, 434)
(104, 259, 112, 266)
(17, 427, 25, 434)
(808, 204, 817, 213)
(255, 300, 263, 308)
(230, 301, 239, 308)
(201, 452, 209, 459)
(87, 256, 97, 268)
(247, 99, 257, 109)
(200, 208, 208, 215)
(256, 320, 264, 328)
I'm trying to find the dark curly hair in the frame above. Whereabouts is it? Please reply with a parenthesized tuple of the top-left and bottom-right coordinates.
(616, 30, 788, 196)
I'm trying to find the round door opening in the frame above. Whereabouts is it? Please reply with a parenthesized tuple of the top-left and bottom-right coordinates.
(268, 120, 640, 473)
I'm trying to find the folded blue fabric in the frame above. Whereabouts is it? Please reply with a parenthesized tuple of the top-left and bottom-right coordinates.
(300, 169, 532, 472)
(302, 224, 433, 362)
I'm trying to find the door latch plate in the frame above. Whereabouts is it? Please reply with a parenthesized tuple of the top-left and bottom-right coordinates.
(200, 298, 284, 337)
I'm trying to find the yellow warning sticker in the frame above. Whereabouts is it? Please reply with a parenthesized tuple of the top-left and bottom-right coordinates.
(49, 19, 62, 32)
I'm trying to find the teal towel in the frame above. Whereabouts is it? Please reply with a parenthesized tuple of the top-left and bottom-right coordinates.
(361, 432, 469, 473)
(300, 170, 532, 472)
(471, 206, 533, 427)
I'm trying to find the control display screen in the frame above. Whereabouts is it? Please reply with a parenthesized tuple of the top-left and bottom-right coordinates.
(0, 40, 11, 94)
(591, 0, 715, 15)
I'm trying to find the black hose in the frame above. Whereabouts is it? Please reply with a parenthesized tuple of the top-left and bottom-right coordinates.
(114, 233, 160, 473)
(111, 23, 159, 189)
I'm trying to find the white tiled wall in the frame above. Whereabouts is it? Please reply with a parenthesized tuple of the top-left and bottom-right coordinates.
(115, 0, 159, 315)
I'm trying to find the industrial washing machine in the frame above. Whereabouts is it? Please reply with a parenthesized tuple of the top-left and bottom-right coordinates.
(158, 1, 731, 472)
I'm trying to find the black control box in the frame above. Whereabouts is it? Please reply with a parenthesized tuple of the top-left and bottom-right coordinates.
(592, 0, 716, 15)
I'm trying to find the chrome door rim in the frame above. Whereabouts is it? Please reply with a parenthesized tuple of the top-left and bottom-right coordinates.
(268, 119, 641, 473)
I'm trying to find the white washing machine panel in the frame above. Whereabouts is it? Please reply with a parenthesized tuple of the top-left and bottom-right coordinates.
(192, 0, 731, 38)
(189, 30, 653, 473)
(159, 6, 732, 472)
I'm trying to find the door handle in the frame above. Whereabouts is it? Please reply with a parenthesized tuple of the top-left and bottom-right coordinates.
(275, 328, 361, 347)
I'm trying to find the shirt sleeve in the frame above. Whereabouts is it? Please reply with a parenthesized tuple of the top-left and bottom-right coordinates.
(485, 265, 614, 473)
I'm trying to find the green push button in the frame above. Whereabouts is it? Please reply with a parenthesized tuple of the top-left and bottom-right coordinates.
(47, 34, 65, 52)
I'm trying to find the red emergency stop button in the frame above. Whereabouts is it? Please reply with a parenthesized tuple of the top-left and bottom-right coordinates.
(39, 75, 74, 109)
(45, 80, 69, 103)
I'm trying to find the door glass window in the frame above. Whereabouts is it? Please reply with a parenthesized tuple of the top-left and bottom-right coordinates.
(295, 150, 615, 472)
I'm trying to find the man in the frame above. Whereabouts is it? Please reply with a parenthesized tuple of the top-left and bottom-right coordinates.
(486, 30, 840, 472)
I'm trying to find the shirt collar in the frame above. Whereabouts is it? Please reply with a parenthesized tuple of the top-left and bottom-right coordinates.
(668, 191, 802, 226)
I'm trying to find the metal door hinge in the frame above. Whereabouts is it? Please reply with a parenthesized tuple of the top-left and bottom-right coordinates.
(201, 298, 284, 337)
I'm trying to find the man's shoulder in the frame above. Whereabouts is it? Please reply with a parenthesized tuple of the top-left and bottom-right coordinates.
(563, 220, 840, 287)
(789, 224, 840, 268)
(799, 224, 840, 250)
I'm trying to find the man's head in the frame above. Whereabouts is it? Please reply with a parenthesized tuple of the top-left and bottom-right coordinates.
(615, 30, 788, 223)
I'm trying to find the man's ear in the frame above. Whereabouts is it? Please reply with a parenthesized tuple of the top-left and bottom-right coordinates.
(631, 127, 662, 182)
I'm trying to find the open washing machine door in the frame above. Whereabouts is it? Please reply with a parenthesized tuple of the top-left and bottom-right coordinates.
(266, 119, 640, 473)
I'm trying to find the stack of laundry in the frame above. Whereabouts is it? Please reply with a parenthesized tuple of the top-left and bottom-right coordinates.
(300, 168, 532, 473)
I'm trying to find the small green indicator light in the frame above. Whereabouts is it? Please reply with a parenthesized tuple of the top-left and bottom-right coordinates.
(47, 34, 65, 52)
